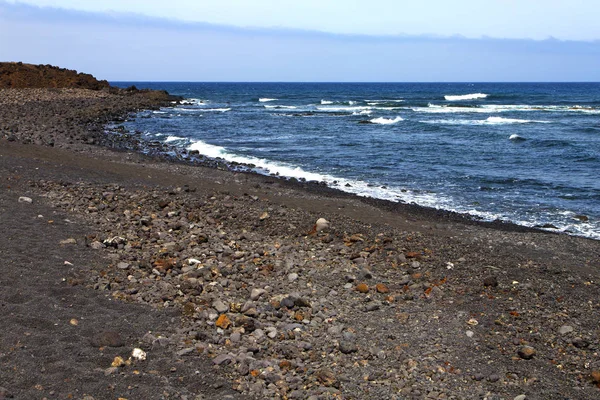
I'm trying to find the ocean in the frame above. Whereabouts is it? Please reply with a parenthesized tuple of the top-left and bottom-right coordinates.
(112, 82, 600, 240)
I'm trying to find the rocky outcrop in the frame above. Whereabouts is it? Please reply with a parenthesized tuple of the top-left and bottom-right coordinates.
(0, 62, 110, 89)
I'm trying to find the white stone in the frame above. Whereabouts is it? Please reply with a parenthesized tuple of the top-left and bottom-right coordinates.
(315, 218, 330, 232)
(288, 273, 299, 282)
(132, 348, 147, 361)
(18, 196, 32, 204)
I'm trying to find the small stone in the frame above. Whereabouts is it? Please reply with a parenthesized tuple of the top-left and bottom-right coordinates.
(89, 241, 104, 250)
(339, 341, 358, 354)
(18, 196, 33, 204)
(514, 395, 527, 400)
(465, 330, 474, 338)
(132, 348, 146, 361)
(488, 374, 500, 382)
(315, 368, 337, 387)
(212, 354, 232, 365)
(559, 325, 574, 335)
(259, 212, 270, 220)
(591, 370, 600, 383)
(375, 283, 389, 293)
(472, 373, 485, 381)
(288, 273, 299, 282)
(111, 356, 126, 367)
(176, 347, 195, 356)
(250, 288, 266, 301)
(355, 283, 369, 293)
(60, 238, 77, 245)
(117, 262, 129, 270)
(315, 218, 330, 232)
(69, 318, 78, 326)
(213, 300, 229, 314)
(517, 346, 536, 360)
(365, 302, 380, 312)
(215, 314, 232, 329)
(483, 276, 499, 287)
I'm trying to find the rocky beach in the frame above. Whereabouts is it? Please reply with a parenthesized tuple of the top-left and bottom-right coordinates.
(1, 65, 599, 400)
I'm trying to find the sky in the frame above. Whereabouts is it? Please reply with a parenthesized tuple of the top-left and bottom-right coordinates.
(1, 0, 599, 81)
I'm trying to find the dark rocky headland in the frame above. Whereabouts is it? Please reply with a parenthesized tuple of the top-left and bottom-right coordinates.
(0, 64, 599, 400)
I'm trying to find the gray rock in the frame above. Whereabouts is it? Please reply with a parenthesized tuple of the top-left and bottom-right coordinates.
(18, 196, 32, 204)
(339, 340, 358, 354)
(250, 288, 266, 301)
(288, 273, 299, 282)
(177, 347, 195, 356)
(213, 300, 229, 314)
(514, 395, 527, 400)
(212, 354, 232, 365)
(559, 325, 574, 335)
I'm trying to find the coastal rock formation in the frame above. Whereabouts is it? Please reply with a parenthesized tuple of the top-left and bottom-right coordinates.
(0, 62, 109, 89)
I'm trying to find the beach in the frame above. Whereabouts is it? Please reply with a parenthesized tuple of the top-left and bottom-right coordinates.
(1, 87, 599, 399)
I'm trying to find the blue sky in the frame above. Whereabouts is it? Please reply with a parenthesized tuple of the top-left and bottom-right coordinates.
(1, 0, 599, 81)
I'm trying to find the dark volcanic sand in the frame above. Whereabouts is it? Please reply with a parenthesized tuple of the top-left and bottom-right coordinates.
(1, 88, 599, 400)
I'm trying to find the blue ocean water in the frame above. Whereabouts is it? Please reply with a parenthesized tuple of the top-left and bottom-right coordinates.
(113, 82, 600, 239)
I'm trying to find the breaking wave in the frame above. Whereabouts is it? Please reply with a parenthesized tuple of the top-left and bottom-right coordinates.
(444, 93, 488, 101)
(370, 117, 404, 125)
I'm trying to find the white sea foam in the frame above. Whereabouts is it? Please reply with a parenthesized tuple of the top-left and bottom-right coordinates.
(445, 93, 488, 101)
(172, 107, 204, 112)
(259, 98, 277, 102)
(509, 134, 526, 141)
(186, 98, 207, 104)
(321, 100, 334, 105)
(365, 99, 404, 103)
(184, 139, 599, 240)
(153, 111, 167, 114)
(164, 135, 186, 143)
(264, 105, 298, 109)
(352, 110, 372, 115)
(317, 106, 372, 112)
(421, 117, 549, 125)
(205, 108, 231, 112)
(370, 117, 404, 125)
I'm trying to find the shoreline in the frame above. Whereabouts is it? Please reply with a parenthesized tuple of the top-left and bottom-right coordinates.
(2, 88, 600, 399)
(107, 106, 587, 241)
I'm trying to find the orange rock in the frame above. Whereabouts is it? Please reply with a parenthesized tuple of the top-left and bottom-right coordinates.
(376, 284, 389, 293)
(294, 311, 304, 321)
(250, 369, 260, 377)
(591, 370, 600, 383)
(215, 314, 231, 329)
(355, 283, 369, 293)
(279, 360, 292, 370)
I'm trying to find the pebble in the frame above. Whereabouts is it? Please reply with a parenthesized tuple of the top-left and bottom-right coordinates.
(215, 314, 232, 329)
(212, 354, 232, 365)
(288, 273, 299, 282)
(514, 395, 527, 400)
(18, 196, 32, 203)
(339, 341, 358, 354)
(558, 325, 573, 335)
(591, 370, 600, 383)
(375, 283, 389, 293)
(213, 300, 229, 314)
(355, 283, 369, 293)
(315, 218, 330, 232)
(518, 346, 536, 360)
(250, 288, 266, 301)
